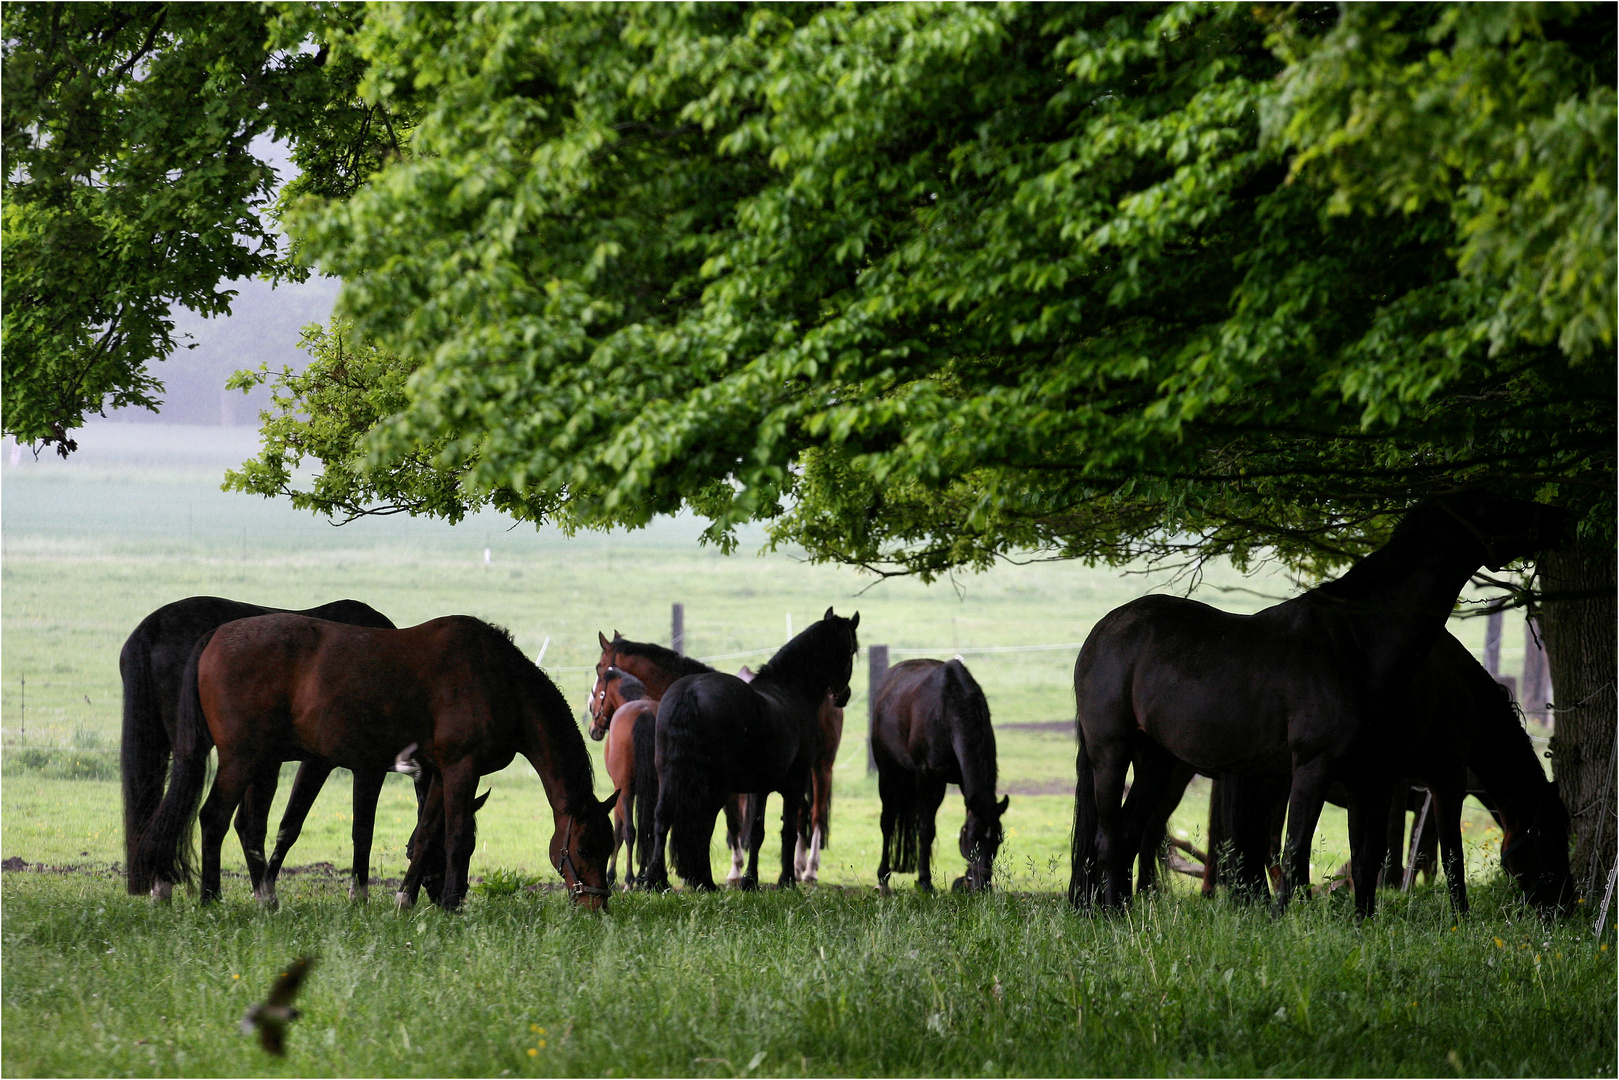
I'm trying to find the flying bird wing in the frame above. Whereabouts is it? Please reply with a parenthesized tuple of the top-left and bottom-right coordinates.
(265, 956, 313, 1009)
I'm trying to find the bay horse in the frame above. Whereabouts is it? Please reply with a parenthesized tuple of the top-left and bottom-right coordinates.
(739, 666, 845, 885)
(119, 596, 416, 900)
(587, 668, 656, 888)
(590, 632, 751, 886)
(1191, 630, 1574, 914)
(1070, 492, 1568, 918)
(133, 614, 617, 910)
(871, 658, 1009, 893)
(641, 609, 859, 891)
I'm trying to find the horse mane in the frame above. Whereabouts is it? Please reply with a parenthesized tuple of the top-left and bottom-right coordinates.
(1314, 501, 1467, 602)
(614, 638, 713, 679)
(755, 616, 858, 689)
(483, 621, 598, 811)
(605, 667, 649, 702)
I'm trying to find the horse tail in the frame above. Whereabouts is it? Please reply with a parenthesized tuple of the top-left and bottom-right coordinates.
(632, 699, 660, 884)
(119, 631, 170, 895)
(888, 768, 921, 874)
(133, 630, 217, 889)
(659, 689, 717, 886)
(1068, 713, 1099, 909)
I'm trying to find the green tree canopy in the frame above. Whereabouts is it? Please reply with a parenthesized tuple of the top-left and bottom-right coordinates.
(235, 1, 1612, 584)
(1, 1, 407, 452)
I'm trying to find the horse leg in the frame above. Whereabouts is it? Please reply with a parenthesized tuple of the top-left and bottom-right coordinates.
(1275, 757, 1332, 914)
(778, 780, 805, 888)
(876, 763, 901, 894)
(1429, 772, 1469, 915)
(436, 763, 481, 911)
(398, 775, 444, 909)
(264, 760, 332, 899)
(233, 770, 279, 908)
(1089, 738, 1134, 908)
(1380, 786, 1408, 889)
(914, 776, 947, 894)
(643, 786, 674, 893)
(724, 796, 747, 887)
(198, 755, 259, 904)
(348, 768, 386, 903)
(1120, 745, 1181, 896)
(741, 793, 767, 891)
(1229, 774, 1285, 903)
(1346, 778, 1395, 920)
(802, 765, 829, 884)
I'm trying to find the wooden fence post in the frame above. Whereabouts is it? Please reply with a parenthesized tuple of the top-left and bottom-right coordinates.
(672, 602, 685, 656)
(1523, 616, 1551, 724)
(867, 644, 889, 773)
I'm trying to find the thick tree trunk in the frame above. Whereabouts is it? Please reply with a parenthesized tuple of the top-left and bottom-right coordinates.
(1539, 539, 1617, 901)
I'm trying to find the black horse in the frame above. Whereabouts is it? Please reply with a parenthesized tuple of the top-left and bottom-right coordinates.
(120, 596, 407, 899)
(1070, 492, 1567, 917)
(642, 608, 859, 891)
(871, 658, 1009, 893)
(1192, 630, 1575, 914)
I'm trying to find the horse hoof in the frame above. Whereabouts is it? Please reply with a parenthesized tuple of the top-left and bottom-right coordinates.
(916, 881, 935, 895)
(395, 890, 415, 910)
(348, 885, 369, 904)
(738, 876, 759, 892)
(150, 880, 173, 903)
(254, 891, 280, 912)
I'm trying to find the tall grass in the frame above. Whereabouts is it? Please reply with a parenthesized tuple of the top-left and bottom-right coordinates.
(2, 873, 1612, 1077)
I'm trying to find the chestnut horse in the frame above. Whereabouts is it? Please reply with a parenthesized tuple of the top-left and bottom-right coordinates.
(642, 609, 858, 891)
(134, 614, 617, 910)
(871, 658, 1008, 893)
(119, 596, 406, 898)
(588, 668, 656, 888)
(1071, 492, 1567, 918)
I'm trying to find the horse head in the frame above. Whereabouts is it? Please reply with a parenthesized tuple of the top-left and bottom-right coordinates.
(954, 794, 1010, 893)
(552, 790, 620, 911)
(1434, 492, 1573, 571)
(820, 608, 859, 707)
(588, 631, 625, 725)
(1501, 783, 1577, 915)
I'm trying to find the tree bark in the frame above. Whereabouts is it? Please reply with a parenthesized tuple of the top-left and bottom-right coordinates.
(1539, 539, 1617, 900)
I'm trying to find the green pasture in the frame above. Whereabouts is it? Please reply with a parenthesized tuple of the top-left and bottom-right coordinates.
(1, 429, 1608, 1076)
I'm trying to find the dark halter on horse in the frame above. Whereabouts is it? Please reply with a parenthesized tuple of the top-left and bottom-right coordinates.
(559, 816, 613, 900)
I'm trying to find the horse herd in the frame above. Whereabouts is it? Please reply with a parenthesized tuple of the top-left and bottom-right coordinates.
(119, 490, 1577, 920)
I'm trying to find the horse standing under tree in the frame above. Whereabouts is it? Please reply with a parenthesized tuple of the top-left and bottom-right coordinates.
(871, 657, 1009, 892)
(642, 609, 859, 891)
(739, 665, 845, 885)
(1070, 492, 1568, 918)
(133, 614, 617, 910)
(588, 668, 657, 888)
(119, 596, 425, 901)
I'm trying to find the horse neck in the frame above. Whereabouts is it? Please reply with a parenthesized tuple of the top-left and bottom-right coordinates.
(512, 665, 597, 815)
(1312, 520, 1486, 680)
(945, 686, 998, 811)
(618, 650, 709, 700)
(1465, 703, 1551, 829)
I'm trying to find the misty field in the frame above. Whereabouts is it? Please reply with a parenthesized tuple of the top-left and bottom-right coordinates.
(1, 427, 1610, 1077)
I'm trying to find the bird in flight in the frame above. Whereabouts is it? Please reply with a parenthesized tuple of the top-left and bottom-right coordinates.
(240, 956, 314, 1056)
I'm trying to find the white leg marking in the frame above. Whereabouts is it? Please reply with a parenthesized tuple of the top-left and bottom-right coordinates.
(395, 890, 414, 910)
(150, 880, 173, 903)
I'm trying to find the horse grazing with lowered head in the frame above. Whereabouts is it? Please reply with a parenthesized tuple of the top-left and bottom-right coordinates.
(119, 596, 420, 901)
(588, 668, 657, 888)
(641, 609, 859, 891)
(871, 658, 1008, 893)
(134, 614, 617, 910)
(1070, 492, 1567, 918)
(1191, 629, 1574, 914)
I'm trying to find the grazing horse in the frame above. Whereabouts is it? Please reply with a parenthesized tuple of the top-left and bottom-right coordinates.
(590, 632, 751, 886)
(119, 596, 412, 900)
(1070, 492, 1567, 918)
(642, 609, 859, 891)
(738, 665, 845, 885)
(871, 658, 1009, 893)
(1192, 630, 1575, 914)
(588, 668, 657, 888)
(134, 614, 617, 910)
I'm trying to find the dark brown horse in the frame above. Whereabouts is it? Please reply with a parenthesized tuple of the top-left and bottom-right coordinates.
(588, 668, 656, 888)
(133, 614, 617, 910)
(642, 609, 859, 891)
(119, 596, 408, 899)
(1070, 492, 1567, 918)
(1191, 630, 1574, 913)
(739, 665, 845, 885)
(871, 658, 1009, 893)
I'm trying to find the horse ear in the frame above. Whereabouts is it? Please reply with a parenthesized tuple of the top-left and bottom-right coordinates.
(850, 611, 860, 629)
(599, 631, 610, 650)
(997, 794, 1010, 816)
(603, 789, 621, 812)
(824, 606, 834, 620)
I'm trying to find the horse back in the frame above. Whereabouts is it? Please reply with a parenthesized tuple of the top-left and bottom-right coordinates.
(870, 659, 953, 774)
(660, 672, 801, 793)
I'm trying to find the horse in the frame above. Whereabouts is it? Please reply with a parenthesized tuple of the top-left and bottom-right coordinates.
(119, 596, 418, 900)
(1069, 491, 1568, 918)
(871, 658, 1009, 893)
(590, 632, 750, 886)
(1190, 630, 1575, 914)
(587, 668, 657, 888)
(132, 614, 617, 911)
(740, 665, 845, 885)
(641, 608, 859, 891)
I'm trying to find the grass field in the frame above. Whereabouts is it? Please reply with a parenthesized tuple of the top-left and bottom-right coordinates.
(2, 424, 1610, 1077)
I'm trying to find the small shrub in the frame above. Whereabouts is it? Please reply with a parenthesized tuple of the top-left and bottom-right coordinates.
(472, 866, 541, 897)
